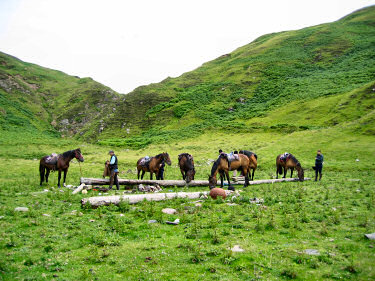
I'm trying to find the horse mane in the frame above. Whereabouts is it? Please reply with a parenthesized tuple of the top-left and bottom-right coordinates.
(210, 155, 223, 176)
(62, 150, 75, 158)
(154, 153, 163, 159)
(240, 150, 258, 160)
(289, 154, 301, 167)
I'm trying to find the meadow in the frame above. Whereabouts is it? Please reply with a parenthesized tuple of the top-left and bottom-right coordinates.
(0, 127, 374, 280)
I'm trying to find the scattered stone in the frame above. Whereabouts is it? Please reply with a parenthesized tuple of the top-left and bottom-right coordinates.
(148, 220, 158, 224)
(0, 216, 4, 219)
(15, 207, 29, 212)
(82, 189, 88, 194)
(162, 208, 177, 215)
(332, 207, 337, 211)
(42, 214, 51, 217)
(195, 203, 202, 207)
(166, 218, 180, 225)
(369, 244, 374, 248)
(304, 249, 320, 255)
(226, 203, 238, 206)
(250, 197, 264, 204)
(348, 179, 360, 182)
(138, 184, 162, 193)
(230, 245, 245, 252)
(89, 219, 95, 222)
(329, 239, 335, 242)
(66, 185, 73, 188)
(356, 189, 361, 193)
(365, 233, 375, 240)
(119, 214, 125, 217)
(209, 188, 227, 199)
(356, 159, 360, 162)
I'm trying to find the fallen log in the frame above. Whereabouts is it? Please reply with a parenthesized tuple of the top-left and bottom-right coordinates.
(80, 177, 310, 187)
(72, 183, 85, 195)
(81, 190, 233, 207)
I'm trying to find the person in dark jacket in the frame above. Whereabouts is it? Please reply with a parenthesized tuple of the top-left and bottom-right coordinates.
(108, 150, 120, 190)
(314, 150, 324, 181)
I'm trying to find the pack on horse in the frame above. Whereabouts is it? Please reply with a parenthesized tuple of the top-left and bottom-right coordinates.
(178, 153, 195, 183)
(137, 152, 171, 180)
(39, 148, 84, 187)
(103, 160, 110, 178)
(239, 150, 258, 181)
(208, 153, 250, 190)
(276, 153, 304, 181)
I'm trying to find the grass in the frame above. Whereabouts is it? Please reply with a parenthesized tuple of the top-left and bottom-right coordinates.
(0, 125, 374, 280)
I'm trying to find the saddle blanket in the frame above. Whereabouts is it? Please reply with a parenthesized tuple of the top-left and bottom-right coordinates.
(140, 156, 151, 166)
(45, 153, 59, 165)
(227, 153, 239, 162)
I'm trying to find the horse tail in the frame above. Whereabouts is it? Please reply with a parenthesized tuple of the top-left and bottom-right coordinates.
(253, 153, 258, 160)
(277, 165, 283, 175)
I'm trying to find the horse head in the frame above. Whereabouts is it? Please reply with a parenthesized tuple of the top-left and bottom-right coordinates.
(186, 168, 195, 183)
(74, 148, 84, 162)
(163, 152, 171, 166)
(208, 175, 217, 189)
(297, 165, 304, 181)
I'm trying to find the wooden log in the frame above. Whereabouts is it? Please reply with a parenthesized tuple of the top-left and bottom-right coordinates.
(72, 183, 85, 195)
(80, 177, 310, 187)
(80, 178, 211, 187)
(81, 190, 234, 207)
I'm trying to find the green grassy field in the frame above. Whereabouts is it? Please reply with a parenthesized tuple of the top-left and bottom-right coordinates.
(1, 126, 374, 280)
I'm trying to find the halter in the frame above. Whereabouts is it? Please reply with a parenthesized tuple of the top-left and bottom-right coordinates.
(75, 150, 81, 159)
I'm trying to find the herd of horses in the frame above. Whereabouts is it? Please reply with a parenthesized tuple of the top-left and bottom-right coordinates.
(39, 148, 304, 190)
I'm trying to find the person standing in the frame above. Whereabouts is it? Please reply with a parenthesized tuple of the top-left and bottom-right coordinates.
(314, 150, 324, 181)
(108, 150, 120, 190)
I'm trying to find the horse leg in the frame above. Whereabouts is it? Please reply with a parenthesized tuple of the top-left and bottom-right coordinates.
(141, 170, 145, 180)
(63, 169, 68, 186)
(45, 168, 50, 184)
(283, 168, 287, 178)
(219, 172, 224, 188)
(252, 169, 255, 181)
(40, 166, 45, 186)
(58, 171, 62, 188)
(243, 168, 249, 187)
(226, 171, 235, 191)
(276, 166, 278, 179)
(181, 169, 186, 180)
(290, 168, 294, 178)
(150, 172, 153, 180)
(137, 169, 140, 180)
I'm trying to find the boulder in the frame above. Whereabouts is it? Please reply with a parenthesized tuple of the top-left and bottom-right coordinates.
(162, 208, 177, 215)
(365, 233, 375, 240)
(209, 188, 226, 200)
(15, 207, 29, 212)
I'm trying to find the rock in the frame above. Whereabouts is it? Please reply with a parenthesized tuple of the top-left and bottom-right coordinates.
(209, 188, 227, 199)
(356, 159, 360, 162)
(89, 219, 95, 222)
(42, 214, 51, 217)
(15, 207, 29, 212)
(148, 220, 158, 224)
(82, 189, 88, 194)
(226, 203, 238, 206)
(195, 203, 202, 207)
(0, 216, 4, 219)
(230, 245, 245, 252)
(365, 233, 375, 240)
(304, 249, 320, 255)
(162, 208, 177, 215)
(166, 218, 180, 225)
(250, 197, 264, 204)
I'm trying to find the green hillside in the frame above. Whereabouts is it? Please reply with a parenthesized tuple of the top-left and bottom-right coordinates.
(0, 6, 374, 147)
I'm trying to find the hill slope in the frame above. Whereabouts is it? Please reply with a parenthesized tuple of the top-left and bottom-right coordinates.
(0, 6, 374, 147)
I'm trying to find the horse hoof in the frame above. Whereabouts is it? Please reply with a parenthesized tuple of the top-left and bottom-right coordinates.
(228, 186, 235, 191)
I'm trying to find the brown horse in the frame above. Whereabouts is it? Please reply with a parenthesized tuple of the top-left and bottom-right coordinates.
(178, 153, 195, 183)
(209, 154, 249, 190)
(137, 152, 171, 180)
(276, 153, 304, 181)
(239, 150, 258, 181)
(39, 148, 84, 187)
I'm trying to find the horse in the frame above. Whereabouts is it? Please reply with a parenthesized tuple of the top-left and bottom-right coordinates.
(239, 150, 258, 181)
(137, 152, 171, 180)
(208, 154, 250, 190)
(276, 153, 304, 181)
(178, 153, 195, 183)
(39, 148, 84, 188)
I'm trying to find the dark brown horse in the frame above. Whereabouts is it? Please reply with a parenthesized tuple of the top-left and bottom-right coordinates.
(276, 153, 304, 181)
(137, 152, 171, 180)
(39, 148, 84, 187)
(178, 153, 195, 183)
(239, 150, 258, 181)
(209, 154, 249, 190)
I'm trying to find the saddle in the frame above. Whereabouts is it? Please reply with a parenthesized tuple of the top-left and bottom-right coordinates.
(45, 153, 59, 170)
(227, 153, 239, 162)
(280, 153, 291, 163)
(139, 156, 151, 167)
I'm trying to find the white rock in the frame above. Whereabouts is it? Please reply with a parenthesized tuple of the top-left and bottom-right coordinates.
(365, 233, 375, 240)
(42, 214, 51, 217)
(227, 203, 238, 206)
(148, 220, 158, 224)
(15, 207, 29, 212)
(162, 208, 177, 215)
(0, 216, 4, 219)
(119, 214, 125, 217)
(195, 203, 202, 207)
(304, 249, 320, 255)
(82, 189, 88, 194)
(231, 245, 245, 252)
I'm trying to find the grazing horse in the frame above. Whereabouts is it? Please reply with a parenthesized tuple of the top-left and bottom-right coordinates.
(276, 153, 304, 181)
(178, 153, 195, 183)
(39, 148, 84, 187)
(137, 152, 171, 180)
(209, 154, 250, 190)
(239, 150, 258, 181)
